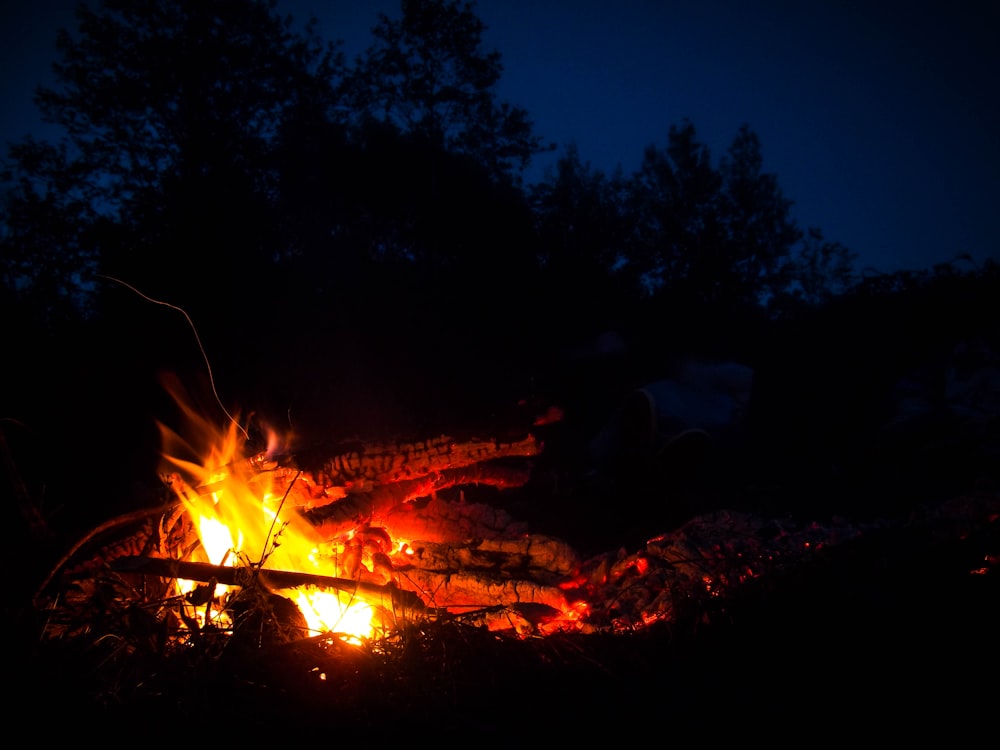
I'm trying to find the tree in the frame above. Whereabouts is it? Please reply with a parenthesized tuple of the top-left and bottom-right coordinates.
(718, 124, 803, 309)
(1, 139, 104, 328)
(625, 120, 725, 298)
(1, 0, 343, 325)
(777, 226, 857, 312)
(343, 0, 549, 183)
(529, 144, 634, 338)
(617, 121, 855, 322)
(323, 0, 548, 351)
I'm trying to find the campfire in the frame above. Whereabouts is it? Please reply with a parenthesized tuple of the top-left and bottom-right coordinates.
(152, 380, 588, 642)
(33, 376, 851, 648)
(22, 373, 999, 735)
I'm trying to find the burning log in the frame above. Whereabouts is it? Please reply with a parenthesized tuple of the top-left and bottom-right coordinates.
(381, 493, 530, 542)
(399, 566, 570, 612)
(173, 432, 543, 540)
(376, 496, 581, 613)
(300, 462, 534, 536)
(267, 433, 542, 510)
(110, 555, 427, 615)
(298, 433, 542, 487)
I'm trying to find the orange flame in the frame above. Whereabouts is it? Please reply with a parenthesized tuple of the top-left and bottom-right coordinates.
(158, 378, 385, 643)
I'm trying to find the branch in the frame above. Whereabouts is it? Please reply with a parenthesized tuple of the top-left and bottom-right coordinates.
(110, 555, 427, 614)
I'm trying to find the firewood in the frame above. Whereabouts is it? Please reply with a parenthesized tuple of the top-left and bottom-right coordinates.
(221, 435, 539, 516)
(397, 567, 570, 612)
(300, 463, 533, 534)
(379, 494, 530, 544)
(287, 433, 541, 491)
(35, 428, 560, 645)
(110, 555, 427, 615)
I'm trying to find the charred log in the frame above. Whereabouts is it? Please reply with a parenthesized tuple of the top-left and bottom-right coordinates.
(293, 433, 542, 487)
(248, 433, 542, 507)
(300, 463, 533, 535)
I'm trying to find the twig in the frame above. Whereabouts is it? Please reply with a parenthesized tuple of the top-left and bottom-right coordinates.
(97, 274, 247, 441)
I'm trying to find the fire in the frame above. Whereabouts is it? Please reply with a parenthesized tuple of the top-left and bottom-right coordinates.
(158, 383, 387, 644)
(293, 588, 373, 644)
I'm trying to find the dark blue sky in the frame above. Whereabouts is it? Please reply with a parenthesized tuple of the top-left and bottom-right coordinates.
(3, 0, 997, 275)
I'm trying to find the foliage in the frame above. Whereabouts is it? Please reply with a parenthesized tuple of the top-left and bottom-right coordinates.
(717, 125, 804, 308)
(623, 121, 806, 314)
(342, 0, 551, 183)
(770, 226, 858, 314)
(528, 144, 634, 339)
(627, 120, 726, 299)
(5, 0, 975, 375)
(1, 139, 103, 327)
(2, 0, 342, 327)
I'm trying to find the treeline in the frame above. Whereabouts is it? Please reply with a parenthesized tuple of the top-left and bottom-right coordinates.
(1, 0, 997, 479)
(0, 2, 852, 335)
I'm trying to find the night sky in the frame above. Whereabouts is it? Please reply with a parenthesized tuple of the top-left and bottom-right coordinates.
(2, 0, 997, 274)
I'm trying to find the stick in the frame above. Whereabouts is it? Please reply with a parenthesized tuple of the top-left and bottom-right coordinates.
(110, 555, 427, 613)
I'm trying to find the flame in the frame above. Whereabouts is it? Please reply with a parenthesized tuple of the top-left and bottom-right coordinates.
(158, 378, 383, 644)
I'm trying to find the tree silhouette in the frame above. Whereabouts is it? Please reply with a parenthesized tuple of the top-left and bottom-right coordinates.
(0, 0, 881, 391)
(777, 226, 857, 312)
(626, 120, 725, 299)
(717, 124, 803, 309)
(1, 139, 104, 328)
(2, 0, 342, 327)
(529, 144, 634, 342)
(343, 0, 549, 184)
(626, 122, 801, 307)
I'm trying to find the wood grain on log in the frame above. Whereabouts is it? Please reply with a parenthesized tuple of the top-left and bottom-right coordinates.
(300, 433, 542, 486)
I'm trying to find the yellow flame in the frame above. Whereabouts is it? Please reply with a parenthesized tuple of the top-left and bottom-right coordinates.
(198, 514, 239, 566)
(159, 380, 384, 643)
(294, 588, 374, 644)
